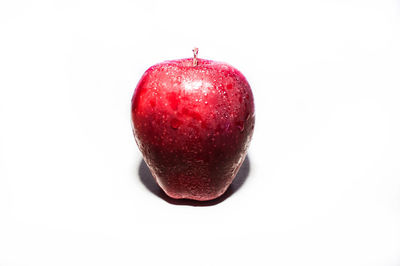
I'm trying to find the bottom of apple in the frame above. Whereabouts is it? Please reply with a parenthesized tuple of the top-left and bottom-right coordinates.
(146, 158, 246, 202)
(154, 174, 234, 201)
(162, 189, 228, 201)
(142, 152, 248, 202)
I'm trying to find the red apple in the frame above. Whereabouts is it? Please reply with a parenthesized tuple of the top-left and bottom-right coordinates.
(131, 49, 255, 201)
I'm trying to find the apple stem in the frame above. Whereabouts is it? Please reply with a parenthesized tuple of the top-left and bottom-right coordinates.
(192, 47, 199, 66)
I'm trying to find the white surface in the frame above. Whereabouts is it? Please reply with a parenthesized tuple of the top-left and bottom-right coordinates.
(1, 0, 400, 265)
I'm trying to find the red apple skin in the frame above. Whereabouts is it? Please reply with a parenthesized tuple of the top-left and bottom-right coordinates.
(132, 58, 255, 201)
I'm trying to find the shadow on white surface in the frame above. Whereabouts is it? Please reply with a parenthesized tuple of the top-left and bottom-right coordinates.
(138, 155, 250, 206)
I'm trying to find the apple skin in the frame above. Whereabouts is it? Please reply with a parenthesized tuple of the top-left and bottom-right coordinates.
(131, 58, 254, 201)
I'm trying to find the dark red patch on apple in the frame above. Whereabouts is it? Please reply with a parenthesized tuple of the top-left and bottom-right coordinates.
(167, 92, 179, 111)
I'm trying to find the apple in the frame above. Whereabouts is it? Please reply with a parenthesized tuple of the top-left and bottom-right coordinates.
(131, 49, 255, 201)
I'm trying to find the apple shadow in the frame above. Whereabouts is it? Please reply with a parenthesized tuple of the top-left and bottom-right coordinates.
(138, 155, 250, 206)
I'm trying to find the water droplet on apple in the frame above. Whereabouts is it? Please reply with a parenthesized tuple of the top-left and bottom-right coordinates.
(236, 121, 245, 132)
(171, 118, 182, 129)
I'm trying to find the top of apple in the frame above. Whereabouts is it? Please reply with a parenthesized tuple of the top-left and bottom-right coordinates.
(147, 48, 235, 69)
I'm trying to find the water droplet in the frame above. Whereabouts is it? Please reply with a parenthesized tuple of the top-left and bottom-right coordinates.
(236, 121, 245, 132)
(171, 118, 182, 129)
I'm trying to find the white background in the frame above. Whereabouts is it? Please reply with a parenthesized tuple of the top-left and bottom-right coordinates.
(1, 0, 400, 265)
